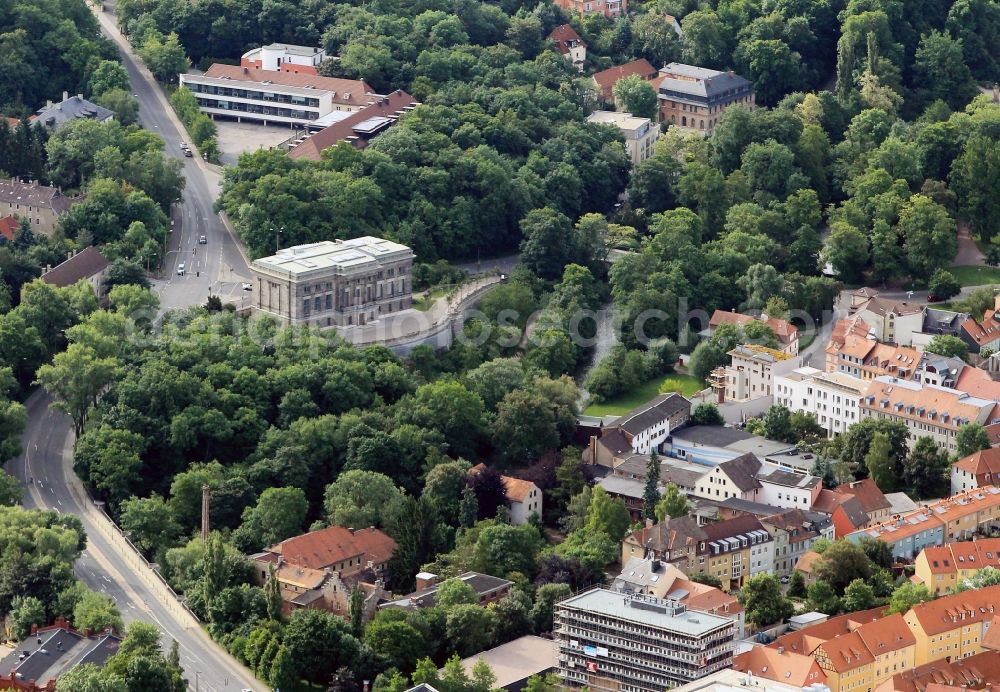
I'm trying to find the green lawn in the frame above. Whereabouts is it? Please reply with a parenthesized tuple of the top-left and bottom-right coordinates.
(412, 286, 452, 311)
(584, 373, 704, 417)
(948, 265, 1000, 286)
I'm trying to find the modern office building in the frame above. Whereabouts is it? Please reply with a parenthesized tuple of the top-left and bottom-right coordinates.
(555, 589, 736, 692)
(250, 237, 414, 328)
(179, 64, 375, 126)
(240, 43, 326, 74)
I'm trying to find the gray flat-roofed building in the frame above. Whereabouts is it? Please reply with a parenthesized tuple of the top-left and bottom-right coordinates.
(555, 589, 736, 692)
(251, 236, 415, 328)
(456, 636, 558, 692)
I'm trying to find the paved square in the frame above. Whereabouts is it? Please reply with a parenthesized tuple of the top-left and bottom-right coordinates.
(213, 120, 297, 165)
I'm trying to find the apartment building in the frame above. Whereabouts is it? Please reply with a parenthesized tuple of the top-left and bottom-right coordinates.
(835, 478, 892, 524)
(826, 332, 922, 381)
(732, 647, 828, 690)
(812, 615, 916, 692)
(914, 538, 1000, 595)
(710, 344, 799, 404)
(586, 111, 659, 165)
(553, 0, 626, 18)
(850, 510, 945, 560)
(180, 64, 375, 126)
(0, 178, 76, 237)
(874, 650, 1000, 692)
(693, 453, 821, 510)
(699, 515, 774, 591)
(953, 448, 1000, 495)
(554, 589, 736, 692)
(774, 366, 869, 437)
(849, 289, 927, 345)
(903, 583, 1000, 665)
(622, 515, 702, 571)
(240, 43, 326, 74)
(762, 509, 834, 577)
(250, 237, 415, 328)
(651, 64, 754, 135)
(860, 376, 1000, 454)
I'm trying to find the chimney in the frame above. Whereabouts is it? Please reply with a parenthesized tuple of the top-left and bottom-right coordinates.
(45, 100, 53, 110)
(415, 572, 438, 590)
(63, 91, 68, 102)
(77, 94, 83, 100)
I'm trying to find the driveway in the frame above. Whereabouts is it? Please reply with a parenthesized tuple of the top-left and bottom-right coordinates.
(955, 221, 985, 266)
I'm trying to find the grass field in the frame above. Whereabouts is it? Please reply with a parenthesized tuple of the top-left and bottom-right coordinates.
(949, 265, 1000, 286)
(584, 373, 704, 417)
(412, 286, 452, 311)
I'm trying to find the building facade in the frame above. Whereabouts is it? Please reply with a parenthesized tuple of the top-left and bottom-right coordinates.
(710, 344, 798, 403)
(903, 583, 1000, 665)
(180, 64, 375, 126)
(250, 237, 415, 328)
(0, 178, 75, 237)
(553, 0, 626, 18)
(774, 366, 869, 438)
(586, 110, 659, 165)
(913, 538, 1000, 596)
(652, 64, 754, 134)
(548, 25, 587, 70)
(952, 448, 1000, 496)
(555, 589, 736, 692)
(762, 510, 834, 577)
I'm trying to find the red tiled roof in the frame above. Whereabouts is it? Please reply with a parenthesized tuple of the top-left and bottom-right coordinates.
(202, 64, 374, 106)
(593, 59, 658, 94)
(733, 647, 826, 687)
(270, 525, 396, 571)
(502, 476, 536, 503)
(288, 90, 418, 161)
(710, 309, 799, 345)
(0, 215, 18, 242)
(836, 478, 891, 514)
(961, 314, 1000, 347)
(880, 650, 1000, 692)
(547, 24, 585, 54)
(907, 583, 1000, 636)
(955, 367, 1000, 401)
(954, 447, 1000, 478)
(813, 488, 849, 514)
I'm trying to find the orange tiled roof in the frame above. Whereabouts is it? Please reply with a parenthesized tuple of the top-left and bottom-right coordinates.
(547, 24, 585, 54)
(0, 215, 17, 242)
(592, 59, 658, 91)
(794, 550, 823, 574)
(879, 649, 1000, 692)
(814, 630, 875, 672)
(954, 447, 1000, 478)
(854, 613, 916, 656)
(769, 607, 886, 655)
(837, 478, 891, 514)
(961, 312, 1000, 347)
(733, 647, 826, 687)
(907, 583, 1000, 636)
(920, 546, 955, 575)
(502, 475, 536, 503)
(813, 488, 849, 513)
(863, 379, 998, 429)
(269, 525, 396, 571)
(202, 64, 374, 106)
(955, 367, 1000, 401)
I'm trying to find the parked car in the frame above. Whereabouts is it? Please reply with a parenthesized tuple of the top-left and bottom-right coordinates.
(183, 148, 193, 157)
(927, 293, 942, 303)
(199, 235, 207, 244)
(241, 282, 253, 291)
(177, 263, 185, 275)
(780, 575, 790, 584)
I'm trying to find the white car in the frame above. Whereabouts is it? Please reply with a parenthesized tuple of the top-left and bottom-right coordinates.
(241, 282, 253, 291)
(177, 263, 186, 275)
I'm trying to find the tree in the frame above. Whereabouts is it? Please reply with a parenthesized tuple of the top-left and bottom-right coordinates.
(282, 609, 361, 685)
(469, 466, 510, 521)
(842, 579, 876, 612)
(898, 196, 958, 277)
(642, 452, 661, 522)
(524, 673, 561, 692)
(859, 536, 894, 570)
(741, 574, 794, 626)
(8, 595, 46, 639)
(913, 31, 978, 110)
(108, 284, 160, 320)
(814, 541, 873, 593)
(762, 405, 796, 443)
(138, 33, 189, 83)
(324, 470, 403, 529)
(691, 403, 724, 426)
(73, 589, 123, 633)
(952, 136, 1000, 243)
(531, 582, 572, 633)
(904, 437, 951, 498)
(56, 663, 127, 692)
(493, 390, 560, 462)
(956, 423, 992, 457)
(119, 494, 182, 557)
(519, 207, 576, 280)
(864, 432, 897, 493)
(36, 343, 118, 439)
(234, 487, 308, 551)
(690, 572, 723, 588)
(928, 269, 961, 301)
(436, 578, 480, 607)
(654, 484, 691, 521)
(738, 264, 784, 312)
(807, 580, 841, 614)
(788, 571, 807, 598)
(88, 60, 131, 97)
(266, 564, 282, 622)
(886, 582, 932, 614)
(821, 222, 869, 283)
(0, 470, 21, 506)
(586, 485, 631, 542)
(612, 75, 659, 120)
(446, 604, 496, 657)
(926, 335, 969, 361)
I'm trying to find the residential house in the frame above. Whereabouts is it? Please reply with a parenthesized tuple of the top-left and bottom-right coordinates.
(960, 308, 1000, 355)
(250, 238, 415, 328)
(793, 550, 824, 587)
(587, 393, 692, 465)
(287, 90, 419, 159)
(651, 64, 754, 135)
(693, 453, 763, 503)
(252, 525, 396, 580)
(836, 478, 892, 524)
(240, 43, 326, 74)
(850, 289, 926, 345)
(501, 474, 543, 525)
(761, 509, 834, 576)
(709, 344, 799, 404)
(255, 561, 388, 619)
(32, 92, 114, 130)
(913, 353, 968, 388)
(953, 365, 1000, 403)
(621, 515, 703, 571)
(913, 539, 1000, 596)
(0, 619, 122, 692)
(706, 309, 800, 355)
(826, 333, 923, 382)
(732, 646, 829, 689)
(456, 636, 558, 692)
(903, 583, 1000, 665)
(830, 496, 872, 538)
(591, 59, 658, 102)
(913, 308, 971, 350)
(769, 606, 886, 655)
(40, 247, 110, 296)
(860, 376, 1000, 454)
(547, 24, 587, 70)
(586, 110, 659, 165)
(613, 556, 745, 637)
(380, 571, 512, 610)
(180, 65, 376, 126)
(775, 366, 870, 437)
(849, 510, 946, 561)
(554, 589, 736, 691)
(553, 0, 626, 18)
(873, 649, 1000, 692)
(952, 448, 1000, 496)
(0, 178, 76, 237)
(699, 514, 774, 590)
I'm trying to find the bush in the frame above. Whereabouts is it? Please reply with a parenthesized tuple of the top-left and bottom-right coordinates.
(169, 87, 219, 160)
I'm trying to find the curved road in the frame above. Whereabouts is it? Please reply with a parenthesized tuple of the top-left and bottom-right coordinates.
(0, 6, 262, 691)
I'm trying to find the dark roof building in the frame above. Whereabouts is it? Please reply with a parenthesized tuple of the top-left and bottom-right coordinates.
(0, 620, 121, 691)
(380, 571, 513, 610)
(715, 453, 763, 493)
(653, 63, 754, 134)
(33, 92, 114, 130)
(40, 247, 109, 289)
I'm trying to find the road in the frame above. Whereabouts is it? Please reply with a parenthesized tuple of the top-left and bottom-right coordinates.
(90, 6, 251, 315)
(8, 391, 261, 692)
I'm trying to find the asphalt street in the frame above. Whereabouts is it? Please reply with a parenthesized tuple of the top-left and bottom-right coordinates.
(91, 6, 251, 316)
(8, 392, 262, 692)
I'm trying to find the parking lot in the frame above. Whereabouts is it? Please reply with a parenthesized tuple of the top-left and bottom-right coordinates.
(212, 120, 297, 165)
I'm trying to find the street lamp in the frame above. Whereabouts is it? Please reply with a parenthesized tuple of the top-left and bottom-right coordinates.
(274, 226, 285, 254)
